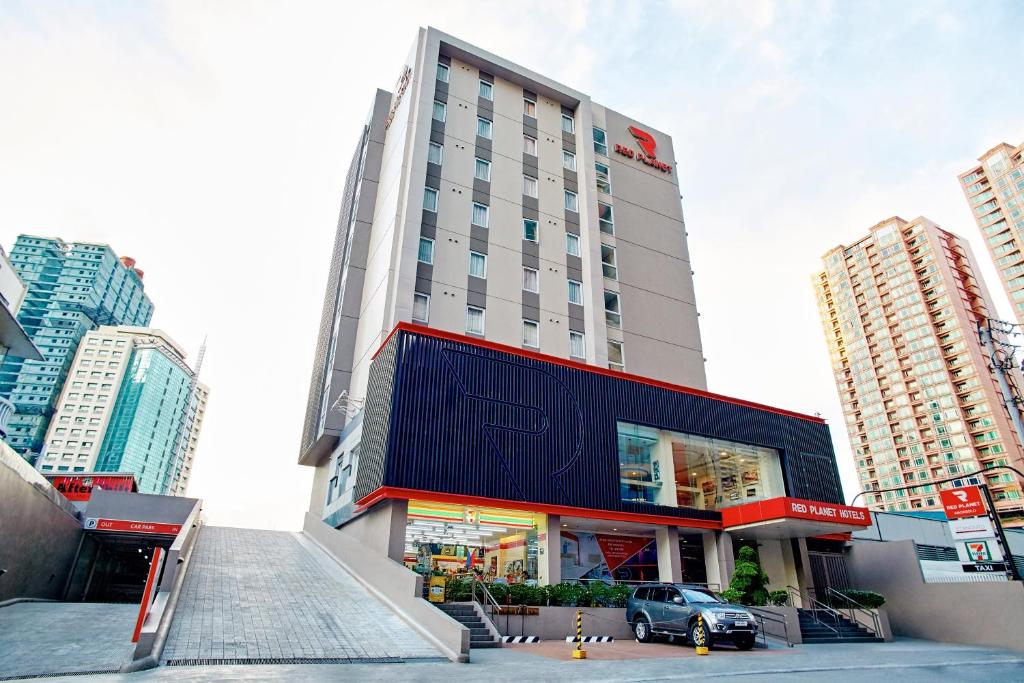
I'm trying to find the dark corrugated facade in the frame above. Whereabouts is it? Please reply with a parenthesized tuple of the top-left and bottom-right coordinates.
(353, 326, 844, 523)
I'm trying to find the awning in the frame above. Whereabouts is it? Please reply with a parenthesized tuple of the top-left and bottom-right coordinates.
(721, 497, 870, 539)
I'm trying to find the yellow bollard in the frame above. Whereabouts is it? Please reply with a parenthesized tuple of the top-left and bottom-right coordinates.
(695, 613, 709, 656)
(572, 608, 587, 659)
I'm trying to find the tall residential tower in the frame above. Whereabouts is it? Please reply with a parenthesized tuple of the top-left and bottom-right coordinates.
(36, 326, 207, 495)
(0, 236, 153, 462)
(958, 141, 1024, 323)
(815, 217, 1024, 526)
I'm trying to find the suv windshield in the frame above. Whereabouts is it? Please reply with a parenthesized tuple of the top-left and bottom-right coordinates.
(679, 588, 723, 603)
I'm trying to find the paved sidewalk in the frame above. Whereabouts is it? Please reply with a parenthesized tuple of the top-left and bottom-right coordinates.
(41, 638, 1024, 682)
(0, 601, 137, 678)
(160, 526, 441, 663)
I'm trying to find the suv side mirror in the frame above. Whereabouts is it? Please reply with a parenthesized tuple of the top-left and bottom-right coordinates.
(672, 596, 685, 604)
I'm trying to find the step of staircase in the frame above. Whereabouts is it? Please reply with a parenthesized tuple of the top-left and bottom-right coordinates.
(796, 608, 881, 644)
(435, 603, 501, 649)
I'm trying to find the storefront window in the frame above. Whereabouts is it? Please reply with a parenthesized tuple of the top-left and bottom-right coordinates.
(618, 421, 785, 510)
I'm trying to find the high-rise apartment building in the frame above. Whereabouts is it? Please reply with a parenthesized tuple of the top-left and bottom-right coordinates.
(958, 141, 1024, 323)
(300, 27, 705, 469)
(815, 217, 1024, 526)
(0, 236, 153, 461)
(0, 245, 43, 438)
(36, 326, 207, 495)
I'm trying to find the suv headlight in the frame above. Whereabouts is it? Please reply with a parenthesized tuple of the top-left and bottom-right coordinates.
(702, 610, 719, 624)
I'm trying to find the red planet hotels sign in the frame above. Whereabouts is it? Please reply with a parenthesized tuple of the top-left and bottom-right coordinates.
(614, 125, 673, 173)
(940, 486, 986, 519)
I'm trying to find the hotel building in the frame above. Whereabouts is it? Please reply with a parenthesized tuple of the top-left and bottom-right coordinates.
(815, 217, 1024, 526)
(298, 29, 870, 636)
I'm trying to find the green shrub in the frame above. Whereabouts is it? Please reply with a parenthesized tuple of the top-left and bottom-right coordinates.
(719, 588, 744, 604)
(767, 589, 789, 607)
(724, 546, 770, 606)
(833, 589, 885, 609)
(445, 576, 472, 602)
(544, 582, 590, 606)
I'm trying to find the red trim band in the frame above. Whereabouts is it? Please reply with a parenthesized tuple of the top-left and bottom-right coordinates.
(372, 322, 825, 425)
(356, 486, 722, 530)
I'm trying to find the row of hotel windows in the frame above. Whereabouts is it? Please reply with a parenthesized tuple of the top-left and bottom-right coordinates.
(411, 292, 625, 371)
(436, 62, 577, 135)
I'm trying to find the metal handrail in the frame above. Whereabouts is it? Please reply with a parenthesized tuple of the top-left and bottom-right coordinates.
(745, 607, 794, 647)
(786, 585, 841, 636)
(823, 587, 881, 638)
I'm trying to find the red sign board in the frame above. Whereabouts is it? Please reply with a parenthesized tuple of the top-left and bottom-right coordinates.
(85, 518, 182, 535)
(46, 474, 137, 502)
(595, 534, 654, 572)
(721, 497, 870, 528)
(614, 126, 673, 174)
(940, 486, 986, 519)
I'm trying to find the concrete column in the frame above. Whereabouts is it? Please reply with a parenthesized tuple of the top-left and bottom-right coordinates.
(793, 538, 814, 605)
(656, 526, 683, 583)
(538, 514, 561, 586)
(384, 499, 409, 563)
(716, 532, 736, 588)
(702, 532, 723, 590)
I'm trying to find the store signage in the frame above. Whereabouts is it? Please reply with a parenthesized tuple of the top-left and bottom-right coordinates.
(940, 486, 986, 519)
(46, 474, 136, 502)
(786, 500, 869, 523)
(948, 516, 995, 541)
(614, 125, 673, 174)
(594, 535, 655, 572)
(384, 66, 413, 131)
(963, 562, 1009, 573)
(84, 518, 182, 535)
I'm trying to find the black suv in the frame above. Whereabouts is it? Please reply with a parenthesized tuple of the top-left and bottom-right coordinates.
(626, 584, 757, 650)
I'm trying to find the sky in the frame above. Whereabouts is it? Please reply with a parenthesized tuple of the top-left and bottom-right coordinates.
(1, 1, 1022, 530)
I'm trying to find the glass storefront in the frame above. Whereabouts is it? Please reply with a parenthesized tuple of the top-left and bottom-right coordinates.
(618, 421, 785, 510)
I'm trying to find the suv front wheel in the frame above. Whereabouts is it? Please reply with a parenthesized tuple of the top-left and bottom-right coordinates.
(633, 617, 653, 643)
(689, 620, 713, 649)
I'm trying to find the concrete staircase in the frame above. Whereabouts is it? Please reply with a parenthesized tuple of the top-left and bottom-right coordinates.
(797, 608, 883, 644)
(435, 603, 501, 649)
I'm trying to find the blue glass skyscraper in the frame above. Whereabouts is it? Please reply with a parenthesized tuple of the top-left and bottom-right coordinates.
(0, 236, 153, 462)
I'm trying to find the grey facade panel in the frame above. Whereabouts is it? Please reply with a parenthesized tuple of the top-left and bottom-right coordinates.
(565, 220, 580, 236)
(431, 119, 445, 135)
(475, 136, 492, 153)
(522, 304, 540, 321)
(477, 98, 494, 117)
(416, 262, 433, 283)
(523, 206, 539, 221)
(563, 169, 578, 184)
(566, 254, 583, 273)
(564, 210, 579, 227)
(426, 161, 442, 180)
(420, 222, 436, 239)
(523, 155, 538, 175)
(479, 71, 494, 83)
(470, 236, 489, 254)
(438, 54, 451, 65)
(567, 265, 583, 282)
(415, 277, 432, 295)
(521, 290, 540, 310)
(522, 252, 539, 269)
(473, 178, 490, 194)
(523, 118, 537, 136)
(523, 196, 539, 212)
(424, 172, 440, 190)
(467, 289, 487, 308)
(562, 137, 576, 154)
(561, 104, 574, 116)
(467, 276, 487, 295)
(568, 303, 585, 323)
(434, 82, 448, 102)
(429, 129, 445, 145)
(472, 189, 490, 206)
(563, 177, 578, 193)
(567, 316, 585, 333)
(522, 240, 539, 260)
(470, 224, 489, 246)
(422, 209, 437, 227)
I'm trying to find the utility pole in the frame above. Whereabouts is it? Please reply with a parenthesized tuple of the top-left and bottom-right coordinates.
(977, 318, 1024, 444)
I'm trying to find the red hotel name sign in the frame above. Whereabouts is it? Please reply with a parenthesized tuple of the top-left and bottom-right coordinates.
(614, 125, 673, 173)
(85, 518, 182, 535)
(940, 486, 986, 519)
(722, 496, 870, 528)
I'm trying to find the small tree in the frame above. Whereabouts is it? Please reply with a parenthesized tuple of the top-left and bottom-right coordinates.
(725, 546, 770, 606)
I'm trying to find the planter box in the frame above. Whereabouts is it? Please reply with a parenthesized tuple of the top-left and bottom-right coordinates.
(491, 606, 633, 640)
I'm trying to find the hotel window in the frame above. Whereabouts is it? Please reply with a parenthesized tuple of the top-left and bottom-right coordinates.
(569, 331, 585, 359)
(567, 279, 583, 305)
(561, 113, 574, 133)
(469, 251, 487, 279)
(472, 202, 489, 227)
(565, 190, 578, 212)
(523, 219, 539, 242)
(523, 319, 540, 348)
(563, 150, 576, 171)
(523, 134, 537, 156)
(432, 100, 446, 122)
(477, 117, 492, 139)
(479, 80, 493, 100)
(427, 141, 443, 165)
(475, 157, 491, 181)
(417, 237, 434, 264)
(596, 162, 612, 194)
(436, 62, 450, 82)
(617, 422, 785, 509)
(413, 293, 430, 323)
(566, 232, 581, 257)
(523, 97, 536, 117)
(523, 267, 539, 293)
(523, 175, 538, 198)
(598, 202, 614, 234)
(593, 127, 608, 156)
(605, 290, 622, 327)
(607, 340, 625, 371)
(423, 187, 438, 212)
(601, 244, 618, 279)
(467, 306, 486, 335)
